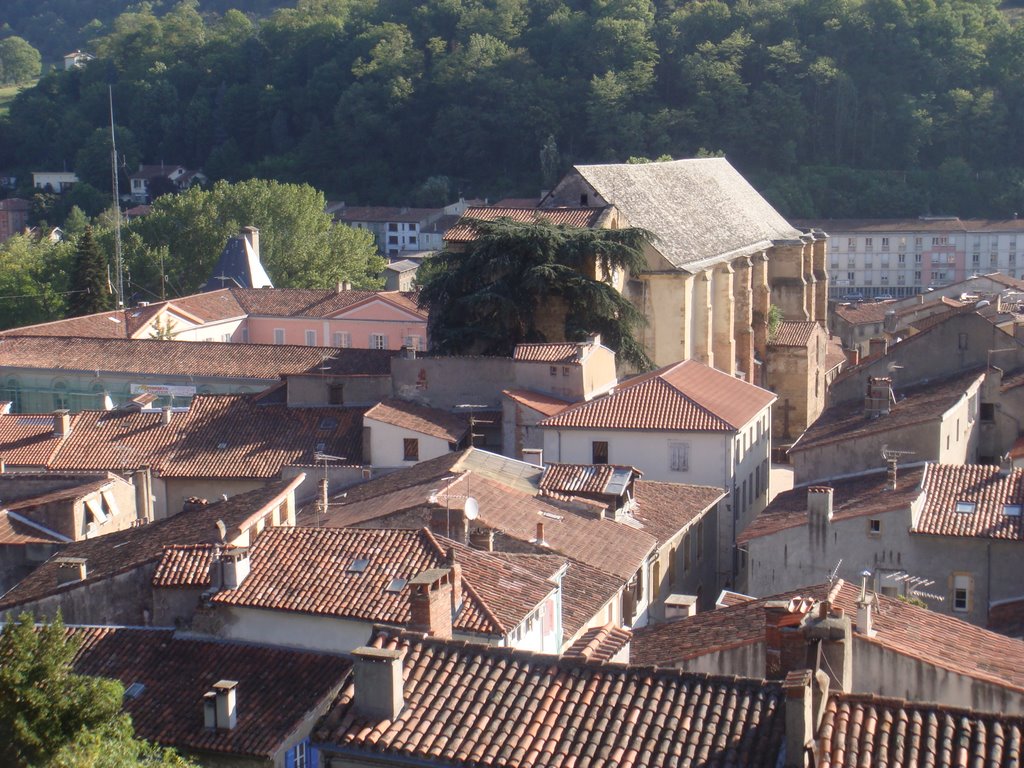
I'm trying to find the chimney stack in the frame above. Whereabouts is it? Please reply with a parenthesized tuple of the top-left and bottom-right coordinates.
(161, 405, 172, 426)
(53, 409, 71, 438)
(203, 680, 238, 730)
(408, 568, 454, 639)
(864, 376, 894, 416)
(219, 547, 250, 589)
(868, 337, 888, 359)
(764, 598, 811, 679)
(803, 603, 853, 693)
(469, 528, 494, 551)
(351, 647, 404, 721)
(521, 448, 543, 466)
(242, 226, 259, 258)
(806, 487, 833, 527)
(447, 550, 463, 617)
(855, 571, 876, 637)
(783, 669, 831, 768)
(55, 557, 87, 585)
(535, 521, 546, 546)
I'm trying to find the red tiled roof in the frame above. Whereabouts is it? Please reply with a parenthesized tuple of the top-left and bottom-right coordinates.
(916, 463, 1024, 540)
(364, 399, 468, 442)
(0, 477, 302, 610)
(539, 463, 638, 495)
(210, 527, 554, 637)
(738, 468, 925, 544)
(501, 389, 571, 417)
(824, 335, 847, 373)
(71, 626, 350, 759)
(0, 509, 67, 545)
(790, 369, 985, 453)
(632, 580, 1024, 694)
(0, 336, 344, 380)
(315, 631, 786, 767)
(47, 410, 177, 472)
(989, 597, 1024, 639)
(159, 396, 365, 479)
(833, 300, 902, 325)
(632, 481, 725, 545)
(151, 544, 216, 587)
(818, 693, 1024, 768)
(0, 413, 79, 465)
(230, 288, 425, 319)
(513, 342, 585, 364)
(563, 623, 632, 662)
(769, 321, 820, 347)
(716, 590, 755, 609)
(541, 359, 775, 432)
(444, 207, 608, 242)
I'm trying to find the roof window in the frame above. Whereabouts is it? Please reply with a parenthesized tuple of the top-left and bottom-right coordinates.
(385, 578, 407, 593)
(346, 558, 370, 573)
(124, 682, 145, 699)
(1004, 504, 1022, 517)
(954, 500, 976, 514)
(319, 416, 338, 430)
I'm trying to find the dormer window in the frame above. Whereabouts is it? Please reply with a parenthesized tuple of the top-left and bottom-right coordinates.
(954, 501, 976, 514)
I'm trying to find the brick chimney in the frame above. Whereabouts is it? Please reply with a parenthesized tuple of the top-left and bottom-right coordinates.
(408, 568, 454, 639)
(351, 647, 404, 721)
(764, 598, 812, 679)
(203, 680, 238, 730)
(53, 409, 71, 438)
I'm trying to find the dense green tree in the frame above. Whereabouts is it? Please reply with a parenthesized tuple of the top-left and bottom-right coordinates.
(419, 218, 652, 368)
(0, 36, 41, 85)
(0, 234, 70, 328)
(126, 179, 384, 295)
(67, 225, 110, 316)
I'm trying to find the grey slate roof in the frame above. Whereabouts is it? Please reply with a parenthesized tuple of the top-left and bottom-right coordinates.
(203, 235, 273, 291)
(569, 158, 804, 272)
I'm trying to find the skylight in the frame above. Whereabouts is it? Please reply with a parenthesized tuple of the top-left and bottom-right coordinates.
(954, 501, 976, 514)
(124, 682, 145, 699)
(385, 578, 407, 593)
(346, 558, 370, 573)
(319, 417, 338, 430)
(1004, 504, 1022, 517)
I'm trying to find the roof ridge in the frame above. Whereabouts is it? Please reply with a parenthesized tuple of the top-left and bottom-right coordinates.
(655, 372, 735, 430)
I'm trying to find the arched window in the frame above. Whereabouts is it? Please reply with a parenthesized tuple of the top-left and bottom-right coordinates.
(52, 380, 69, 410)
(91, 381, 109, 410)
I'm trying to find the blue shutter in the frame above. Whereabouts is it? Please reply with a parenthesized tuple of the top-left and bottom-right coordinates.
(285, 746, 295, 768)
(309, 744, 320, 768)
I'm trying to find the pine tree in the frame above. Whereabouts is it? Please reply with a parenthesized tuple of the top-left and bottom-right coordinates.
(67, 226, 111, 317)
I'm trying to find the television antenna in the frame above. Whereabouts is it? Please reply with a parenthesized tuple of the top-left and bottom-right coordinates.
(314, 452, 347, 528)
(886, 571, 943, 603)
(455, 403, 488, 447)
(427, 474, 478, 538)
(827, 559, 843, 586)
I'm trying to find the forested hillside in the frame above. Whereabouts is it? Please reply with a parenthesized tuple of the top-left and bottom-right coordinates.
(2, 0, 1024, 217)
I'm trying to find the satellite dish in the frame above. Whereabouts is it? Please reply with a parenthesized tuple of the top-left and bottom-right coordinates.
(464, 497, 479, 520)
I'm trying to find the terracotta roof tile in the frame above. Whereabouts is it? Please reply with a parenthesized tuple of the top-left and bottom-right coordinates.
(70, 626, 350, 759)
(230, 288, 425, 319)
(316, 631, 786, 767)
(0, 413, 79, 465)
(989, 597, 1024, 639)
(539, 463, 639, 495)
(444, 207, 607, 242)
(364, 399, 468, 442)
(833, 300, 901, 324)
(563, 623, 632, 662)
(512, 342, 586, 364)
(917, 463, 1024, 540)
(501, 389, 571, 417)
(151, 544, 216, 587)
(738, 468, 925, 544)
(541, 359, 775, 432)
(0, 477, 301, 610)
(0, 509, 67, 545)
(211, 527, 554, 637)
(632, 480, 725, 545)
(790, 369, 985, 453)
(818, 693, 1024, 768)
(47, 410, 178, 472)
(768, 321, 819, 347)
(0, 336, 348, 380)
(632, 580, 1024, 694)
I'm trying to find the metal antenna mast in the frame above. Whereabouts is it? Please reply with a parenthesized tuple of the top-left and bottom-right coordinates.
(109, 86, 124, 309)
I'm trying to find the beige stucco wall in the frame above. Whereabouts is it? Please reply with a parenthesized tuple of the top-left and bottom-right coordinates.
(364, 419, 453, 468)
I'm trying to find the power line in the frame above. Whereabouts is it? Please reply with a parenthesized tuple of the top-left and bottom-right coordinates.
(0, 287, 90, 302)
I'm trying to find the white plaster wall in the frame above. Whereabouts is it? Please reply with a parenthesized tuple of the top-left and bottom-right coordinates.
(365, 419, 453, 468)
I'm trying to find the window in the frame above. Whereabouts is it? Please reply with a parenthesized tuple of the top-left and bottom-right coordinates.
(52, 380, 68, 410)
(346, 558, 370, 573)
(388, 235, 398, 244)
(954, 500, 976, 514)
(980, 402, 995, 422)
(1003, 504, 1022, 517)
(914, 271, 922, 283)
(868, 519, 881, 536)
(305, 330, 317, 346)
(898, 253, 906, 264)
(562, 366, 571, 376)
(914, 253, 922, 263)
(881, 237, 889, 250)
(549, 366, 557, 376)
(333, 331, 351, 348)
(288, 739, 310, 768)
(370, 334, 388, 349)
(328, 384, 344, 405)
(388, 223, 398, 232)
(404, 335, 422, 350)
(592, 441, 608, 464)
(385, 577, 407, 593)
(932, 236, 948, 246)
(273, 328, 285, 345)
(957, 333, 968, 350)
(952, 573, 972, 612)
(403, 438, 419, 461)
(847, 237, 856, 250)
(972, 253, 980, 264)
(669, 441, 689, 472)
(914, 236, 923, 248)
(847, 271, 855, 282)
(865, 237, 873, 250)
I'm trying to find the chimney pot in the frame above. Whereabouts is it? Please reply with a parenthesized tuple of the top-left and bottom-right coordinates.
(352, 647, 404, 721)
(203, 691, 217, 729)
(161, 405, 172, 426)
